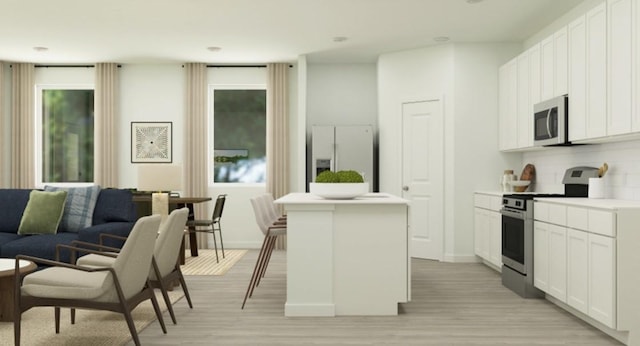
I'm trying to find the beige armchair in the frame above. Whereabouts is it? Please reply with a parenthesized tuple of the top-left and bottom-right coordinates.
(75, 207, 192, 325)
(14, 214, 164, 346)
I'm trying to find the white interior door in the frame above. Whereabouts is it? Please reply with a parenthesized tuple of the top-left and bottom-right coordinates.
(402, 100, 444, 260)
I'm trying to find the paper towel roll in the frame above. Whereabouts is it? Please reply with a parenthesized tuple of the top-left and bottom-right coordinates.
(588, 178, 604, 199)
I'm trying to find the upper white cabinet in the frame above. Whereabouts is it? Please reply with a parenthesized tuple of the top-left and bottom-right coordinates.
(607, 0, 633, 136)
(498, 58, 518, 151)
(586, 2, 608, 139)
(501, 0, 640, 148)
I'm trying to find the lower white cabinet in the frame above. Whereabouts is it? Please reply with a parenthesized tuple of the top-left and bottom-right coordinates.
(474, 193, 502, 269)
(533, 221, 567, 302)
(535, 201, 618, 330)
(567, 229, 589, 315)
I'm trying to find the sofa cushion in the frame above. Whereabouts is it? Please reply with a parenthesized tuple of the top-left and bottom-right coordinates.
(0, 189, 32, 233)
(93, 189, 137, 225)
(18, 190, 68, 235)
(1, 232, 79, 263)
(45, 185, 101, 233)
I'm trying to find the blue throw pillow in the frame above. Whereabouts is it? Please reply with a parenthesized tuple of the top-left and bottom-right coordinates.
(44, 185, 101, 232)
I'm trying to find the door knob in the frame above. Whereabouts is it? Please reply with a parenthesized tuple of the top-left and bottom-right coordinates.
(402, 186, 409, 191)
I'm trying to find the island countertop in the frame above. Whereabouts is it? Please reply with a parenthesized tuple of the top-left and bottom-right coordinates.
(275, 192, 408, 205)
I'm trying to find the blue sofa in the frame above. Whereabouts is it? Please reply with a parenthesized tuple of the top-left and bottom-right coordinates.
(0, 188, 137, 264)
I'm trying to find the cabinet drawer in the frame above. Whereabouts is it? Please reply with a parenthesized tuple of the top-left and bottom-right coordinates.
(474, 194, 502, 212)
(548, 204, 567, 226)
(535, 202, 549, 222)
(588, 209, 616, 237)
(567, 207, 588, 230)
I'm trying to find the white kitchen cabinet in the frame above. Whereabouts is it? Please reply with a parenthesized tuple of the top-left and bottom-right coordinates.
(498, 58, 518, 151)
(535, 199, 627, 331)
(568, 14, 588, 141)
(567, 228, 589, 315)
(588, 232, 616, 328)
(473, 193, 502, 270)
(533, 221, 549, 292)
(607, 0, 633, 136)
(541, 33, 555, 102)
(541, 27, 568, 102)
(529, 43, 542, 109)
(517, 52, 532, 148)
(586, 2, 608, 139)
(548, 224, 567, 302)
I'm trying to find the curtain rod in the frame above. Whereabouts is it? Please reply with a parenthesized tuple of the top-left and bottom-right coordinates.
(32, 64, 122, 68)
(203, 64, 293, 68)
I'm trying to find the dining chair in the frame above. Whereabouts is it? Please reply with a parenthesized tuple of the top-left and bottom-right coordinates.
(241, 194, 287, 309)
(73, 207, 193, 325)
(14, 214, 165, 346)
(185, 194, 226, 263)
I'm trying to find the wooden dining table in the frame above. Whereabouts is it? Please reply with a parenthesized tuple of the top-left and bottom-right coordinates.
(133, 195, 212, 264)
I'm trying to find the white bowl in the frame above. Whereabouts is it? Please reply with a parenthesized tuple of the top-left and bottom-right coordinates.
(309, 182, 369, 199)
(508, 180, 531, 187)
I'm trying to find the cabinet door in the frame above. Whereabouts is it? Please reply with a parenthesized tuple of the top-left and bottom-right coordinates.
(517, 52, 532, 148)
(569, 14, 587, 141)
(529, 43, 542, 108)
(586, 2, 608, 139)
(567, 229, 589, 314)
(635, 0, 640, 132)
(498, 61, 518, 151)
(541, 34, 555, 101)
(474, 208, 484, 256)
(588, 233, 616, 328)
(489, 211, 502, 268)
(555, 27, 569, 96)
(608, 0, 633, 136)
(533, 221, 549, 292)
(548, 225, 567, 302)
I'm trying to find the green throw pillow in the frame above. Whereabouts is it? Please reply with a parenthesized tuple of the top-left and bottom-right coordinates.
(18, 190, 68, 235)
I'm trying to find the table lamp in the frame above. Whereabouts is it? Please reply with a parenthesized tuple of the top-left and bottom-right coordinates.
(137, 164, 182, 223)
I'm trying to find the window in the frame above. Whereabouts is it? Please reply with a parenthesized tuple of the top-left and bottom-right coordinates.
(38, 87, 94, 183)
(212, 88, 266, 183)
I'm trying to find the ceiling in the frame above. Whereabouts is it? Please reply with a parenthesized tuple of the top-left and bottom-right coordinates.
(0, 0, 583, 64)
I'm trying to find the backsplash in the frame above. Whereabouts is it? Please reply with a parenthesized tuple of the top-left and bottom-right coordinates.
(521, 139, 640, 200)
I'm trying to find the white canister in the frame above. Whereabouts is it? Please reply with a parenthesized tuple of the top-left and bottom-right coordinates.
(588, 177, 605, 199)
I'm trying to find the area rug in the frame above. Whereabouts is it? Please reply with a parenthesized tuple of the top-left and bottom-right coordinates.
(0, 290, 184, 346)
(182, 249, 247, 276)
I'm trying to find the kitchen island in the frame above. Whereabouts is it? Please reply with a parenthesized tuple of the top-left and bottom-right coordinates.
(275, 192, 410, 317)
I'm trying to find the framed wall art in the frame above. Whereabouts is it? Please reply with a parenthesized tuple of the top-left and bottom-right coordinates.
(131, 122, 173, 163)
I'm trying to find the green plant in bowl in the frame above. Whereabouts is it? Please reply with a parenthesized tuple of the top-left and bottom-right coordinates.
(335, 170, 364, 183)
(316, 170, 340, 183)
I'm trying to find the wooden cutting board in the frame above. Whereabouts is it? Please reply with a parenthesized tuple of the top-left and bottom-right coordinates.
(517, 164, 535, 192)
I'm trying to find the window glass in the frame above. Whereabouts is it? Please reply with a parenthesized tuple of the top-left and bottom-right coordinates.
(212, 89, 266, 183)
(41, 89, 94, 183)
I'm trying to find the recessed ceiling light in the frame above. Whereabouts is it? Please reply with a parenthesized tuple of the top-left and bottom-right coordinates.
(333, 36, 348, 43)
(206, 46, 221, 52)
(433, 36, 450, 43)
(33, 46, 48, 52)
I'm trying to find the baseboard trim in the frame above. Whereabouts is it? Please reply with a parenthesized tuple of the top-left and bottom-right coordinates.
(442, 254, 479, 263)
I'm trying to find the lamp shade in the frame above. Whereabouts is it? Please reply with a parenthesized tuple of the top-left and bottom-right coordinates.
(137, 164, 182, 192)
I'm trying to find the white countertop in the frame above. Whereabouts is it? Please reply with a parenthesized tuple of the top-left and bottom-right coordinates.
(276, 192, 409, 205)
(534, 197, 640, 210)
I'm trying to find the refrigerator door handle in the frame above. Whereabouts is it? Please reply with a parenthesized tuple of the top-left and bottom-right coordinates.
(333, 143, 338, 171)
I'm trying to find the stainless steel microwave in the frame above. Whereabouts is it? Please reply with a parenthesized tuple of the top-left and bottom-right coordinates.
(533, 95, 568, 146)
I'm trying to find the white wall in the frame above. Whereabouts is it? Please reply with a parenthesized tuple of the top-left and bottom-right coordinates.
(377, 43, 521, 261)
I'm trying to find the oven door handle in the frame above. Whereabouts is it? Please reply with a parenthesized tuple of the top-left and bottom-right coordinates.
(500, 208, 526, 220)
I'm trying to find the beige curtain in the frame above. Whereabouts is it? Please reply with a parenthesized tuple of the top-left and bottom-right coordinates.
(266, 63, 289, 249)
(184, 63, 209, 249)
(94, 63, 119, 188)
(11, 63, 35, 188)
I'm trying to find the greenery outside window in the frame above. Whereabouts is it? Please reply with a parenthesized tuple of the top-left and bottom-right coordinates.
(212, 88, 266, 183)
(37, 87, 94, 184)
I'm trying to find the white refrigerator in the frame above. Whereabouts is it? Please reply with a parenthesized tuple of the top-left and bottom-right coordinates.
(311, 125, 375, 191)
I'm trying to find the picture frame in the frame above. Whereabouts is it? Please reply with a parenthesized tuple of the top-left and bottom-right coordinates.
(131, 121, 173, 163)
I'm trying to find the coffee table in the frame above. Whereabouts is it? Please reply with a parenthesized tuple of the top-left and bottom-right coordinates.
(0, 258, 37, 321)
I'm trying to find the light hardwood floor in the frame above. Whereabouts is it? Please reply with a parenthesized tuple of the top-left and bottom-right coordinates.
(133, 250, 623, 345)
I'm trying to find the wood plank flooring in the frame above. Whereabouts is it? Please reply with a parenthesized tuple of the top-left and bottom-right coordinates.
(133, 250, 623, 345)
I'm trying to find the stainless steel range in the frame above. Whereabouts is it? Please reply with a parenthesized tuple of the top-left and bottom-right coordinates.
(500, 166, 599, 298)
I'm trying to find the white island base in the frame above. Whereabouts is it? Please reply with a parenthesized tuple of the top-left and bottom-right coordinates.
(276, 192, 410, 317)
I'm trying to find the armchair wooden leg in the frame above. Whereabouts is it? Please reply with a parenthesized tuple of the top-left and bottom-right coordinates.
(175, 265, 193, 309)
(55, 307, 60, 333)
(123, 305, 141, 346)
(242, 235, 271, 309)
(149, 286, 167, 334)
